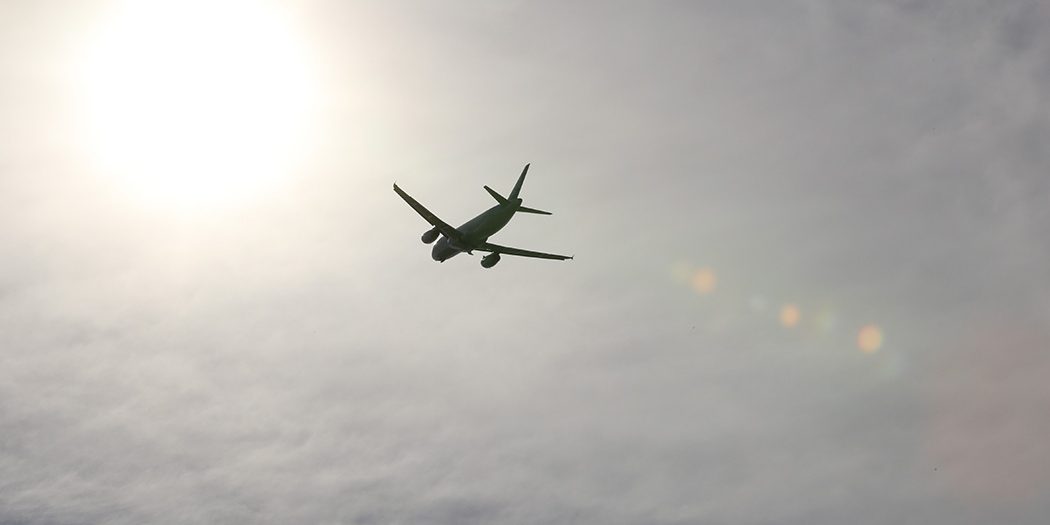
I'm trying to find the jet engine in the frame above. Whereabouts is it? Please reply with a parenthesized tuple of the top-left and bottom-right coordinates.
(481, 253, 501, 268)
(421, 227, 439, 244)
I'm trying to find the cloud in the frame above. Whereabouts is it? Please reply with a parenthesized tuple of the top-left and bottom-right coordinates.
(2, 1, 1049, 523)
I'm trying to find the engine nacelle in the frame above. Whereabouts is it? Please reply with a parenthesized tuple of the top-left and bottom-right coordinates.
(481, 252, 501, 268)
(421, 227, 439, 244)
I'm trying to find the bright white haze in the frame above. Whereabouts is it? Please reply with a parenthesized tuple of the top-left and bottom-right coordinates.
(78, 0, 316, 211)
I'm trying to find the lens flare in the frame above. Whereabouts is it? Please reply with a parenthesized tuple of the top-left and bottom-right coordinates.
(690, 267, 717, 295)
(779, 304, 801, 328)
(857, 324, 883, 353)
(812, 308, 837, 334)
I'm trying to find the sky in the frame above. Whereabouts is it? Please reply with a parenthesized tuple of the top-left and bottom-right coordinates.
(2, 0, 1050, 523)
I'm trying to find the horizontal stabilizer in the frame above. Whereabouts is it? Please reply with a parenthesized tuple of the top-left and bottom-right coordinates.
(517, 206, 552, 215)
(484, 185, 507, 204)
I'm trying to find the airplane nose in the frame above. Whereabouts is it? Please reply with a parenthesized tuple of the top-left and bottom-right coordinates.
(431, 237, 455, 262)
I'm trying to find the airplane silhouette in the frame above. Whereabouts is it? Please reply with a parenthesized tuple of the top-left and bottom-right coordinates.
(393, 164, 573, 268)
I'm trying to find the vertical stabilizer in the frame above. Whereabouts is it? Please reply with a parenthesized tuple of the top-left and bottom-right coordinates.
(509, 163, 530, 200)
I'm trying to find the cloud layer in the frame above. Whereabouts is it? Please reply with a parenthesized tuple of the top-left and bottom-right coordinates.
(2, 1, 1049, 523)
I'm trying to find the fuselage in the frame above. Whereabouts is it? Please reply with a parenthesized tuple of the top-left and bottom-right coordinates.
(432, 201, 519, 261)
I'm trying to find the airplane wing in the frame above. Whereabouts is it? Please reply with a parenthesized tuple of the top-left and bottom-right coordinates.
(393, 183, 464, 241)
(477, 241, 573, 261)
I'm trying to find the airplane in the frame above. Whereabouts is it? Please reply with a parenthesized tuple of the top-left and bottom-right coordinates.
(393, 163, 573, 268)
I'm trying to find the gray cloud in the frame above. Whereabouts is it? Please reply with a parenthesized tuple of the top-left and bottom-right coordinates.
(2, 1, 1049, 523)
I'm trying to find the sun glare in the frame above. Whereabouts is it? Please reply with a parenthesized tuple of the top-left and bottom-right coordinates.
(79, 0, 316, 211)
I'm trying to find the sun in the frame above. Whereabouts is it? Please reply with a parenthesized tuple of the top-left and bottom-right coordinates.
(79, 0, 316, 211)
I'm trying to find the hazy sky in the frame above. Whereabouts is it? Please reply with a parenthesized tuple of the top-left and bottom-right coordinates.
(3, 1, 1050, 523)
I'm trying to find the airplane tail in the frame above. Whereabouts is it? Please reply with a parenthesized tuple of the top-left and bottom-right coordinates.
(509, 163, 529, 200)
(517, 205, 552, 215)
(483, 163, 553, 214)
(484, 185, 507, 204)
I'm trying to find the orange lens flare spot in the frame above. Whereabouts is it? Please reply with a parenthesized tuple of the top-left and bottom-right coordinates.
(779, 304, 801, 328)
(690, 267, 717, 295)
(857, 324, 883, 353)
